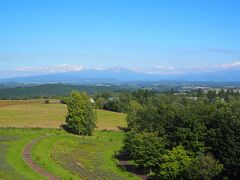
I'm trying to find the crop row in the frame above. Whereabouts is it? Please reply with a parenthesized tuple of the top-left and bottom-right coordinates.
(0, 143, 24, 179)
(51, 138, 125, 180)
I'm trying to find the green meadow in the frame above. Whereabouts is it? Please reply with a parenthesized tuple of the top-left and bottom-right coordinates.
(0, 100, 135, 179)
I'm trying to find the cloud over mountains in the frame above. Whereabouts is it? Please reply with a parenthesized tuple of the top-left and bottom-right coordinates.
(0, 60, 239, 83)
(10, 60, 240, 75)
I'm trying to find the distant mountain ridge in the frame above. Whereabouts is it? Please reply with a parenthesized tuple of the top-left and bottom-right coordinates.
(0, 68, 240, 83)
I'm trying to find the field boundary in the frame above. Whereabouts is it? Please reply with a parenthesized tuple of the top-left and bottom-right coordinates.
(22, 135, 60, 180)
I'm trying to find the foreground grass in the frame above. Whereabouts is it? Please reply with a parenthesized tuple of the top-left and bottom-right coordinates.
(32, 131, 138, 180)
(0, 128, 136, 179)
(0, 100, 130, 179)
(0, 100, 127, 130)
(0, 128, 49, 179)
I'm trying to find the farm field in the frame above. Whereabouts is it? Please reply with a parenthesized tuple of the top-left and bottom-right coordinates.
(32, 131, 138, 180)
(0, 128, 137, 179)
(0, 100, 133, 179)
(0, 99, 127, 130)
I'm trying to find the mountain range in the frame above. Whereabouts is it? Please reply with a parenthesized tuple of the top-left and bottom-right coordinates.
(0, 68, 239, 84)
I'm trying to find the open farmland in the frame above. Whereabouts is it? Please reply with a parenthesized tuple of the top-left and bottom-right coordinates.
(0, 100, 132, 179)
(32, 131, 138, 180)
(0, 100, 127, 130)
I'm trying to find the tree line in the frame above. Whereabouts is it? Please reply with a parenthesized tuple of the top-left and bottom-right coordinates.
(94, 88, 240, 112)
(63, 89, 240, 179)
(121, 91, 240, 179)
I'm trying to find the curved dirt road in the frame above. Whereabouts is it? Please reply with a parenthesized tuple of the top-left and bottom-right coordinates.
(23, 136, 60, 180)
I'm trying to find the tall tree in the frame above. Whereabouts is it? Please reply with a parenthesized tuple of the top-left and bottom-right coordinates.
(66, 91, 96, 136)
(206, 102, 240, 177)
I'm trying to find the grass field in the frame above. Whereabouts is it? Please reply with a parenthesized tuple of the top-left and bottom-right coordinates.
(32, 131, 138, 180)
(0, 128, 53, 179)
(0, 99, 134, 179)
(0, 128, 137, 179)
(0, 99, 127, 130)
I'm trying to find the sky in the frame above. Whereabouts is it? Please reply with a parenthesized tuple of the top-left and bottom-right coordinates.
(0, 0, 240, 77)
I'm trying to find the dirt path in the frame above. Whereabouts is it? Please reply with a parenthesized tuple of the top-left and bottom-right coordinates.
(22, 136, 60, 180)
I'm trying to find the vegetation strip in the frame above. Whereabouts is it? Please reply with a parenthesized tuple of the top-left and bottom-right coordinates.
(23, 136, 60, 180)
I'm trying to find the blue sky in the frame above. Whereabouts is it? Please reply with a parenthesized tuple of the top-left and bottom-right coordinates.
(0, 0, 240, 77)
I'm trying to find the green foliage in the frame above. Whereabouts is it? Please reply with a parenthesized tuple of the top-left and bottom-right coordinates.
(185, 153, 223, 180)
(103, 98, 123, 112)
(163, 104, 206, 152)
(0, 84, 121, 99)
(123, 92, 240, 178)
(159, 146, 193, 179)
(127, 98, 206, 153)
(59, 96, 69, 104)
(205, 102, 240, 177)
(95, 97, 106, 109)
(66, 91, 96, 136)
(126, 101, 142, 129)
(132, 89, 154, 104)
(123, 131, 166, 173)
(94, 89, 156, 113)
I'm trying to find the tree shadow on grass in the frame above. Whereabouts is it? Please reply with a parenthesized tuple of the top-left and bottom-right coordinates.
(60, 124, 73, 134)
(117, 126, 129, 132)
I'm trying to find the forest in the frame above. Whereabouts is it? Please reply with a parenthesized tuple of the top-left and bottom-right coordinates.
(93, 89, 240, 179)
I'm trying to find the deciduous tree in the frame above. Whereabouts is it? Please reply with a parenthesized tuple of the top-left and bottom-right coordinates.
(66, 91, 96, 136)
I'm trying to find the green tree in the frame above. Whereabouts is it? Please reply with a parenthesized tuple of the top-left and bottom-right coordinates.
(126, 100, 142, 130)
(158, 146, 193, 179)
(163, 104, 206, 152)
(207, 90, 217, 103)
(206, 102, 240, 177)
(123, 131, 166, 174)
(66, 91, 96, 136)
(95, 97, 106, 109)
(185, 153, 223, 180)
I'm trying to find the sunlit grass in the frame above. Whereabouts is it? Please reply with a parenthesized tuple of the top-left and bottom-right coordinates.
(32, 131, 138, 180)
(0, 100, 127, 130)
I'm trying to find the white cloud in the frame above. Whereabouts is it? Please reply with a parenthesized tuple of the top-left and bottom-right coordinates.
(14, 64, 84, 73)
(152, 61, 240, 74)
(1, 60, 240, 79)
(155, 66, 175, 70)
(216, 61, 240, 69)
(11, 61, 240, 76)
